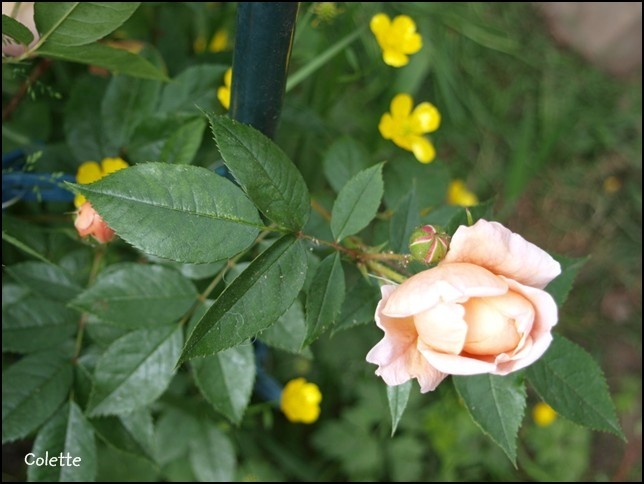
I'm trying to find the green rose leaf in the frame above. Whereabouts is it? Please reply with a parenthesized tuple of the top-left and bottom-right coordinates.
(91, 409, 156, 463)
(189, 425, 236, 482)
(259, 300, 308, 354)
(209, 114, 311, 231)
(526, 335, 624, 439)
(453, 372, 526, 465)
(2, 14, 34, 45)
(64, 76, 112, 162)
(546, 255, 589, 307)
(71, 263, 197, 329)
(389, 186, 420, 253)
(305, 252, 346, 346)
(322, 136, 371, 193)
(387, 381, 412, 437)
(331, 163, 384, 241)
(35, 2, 140, 47)
(180, 235, 307, 363)
(2, 351, 73, 443)
(332, 266, 380, 335)
(101, 74, 162, 149)
(192, 343, 255, 425)
(154, 409, 201, 466)
(87, 325, 182, 416)
(5, 261, 81, 302)
(2, 291, 77, 354)
(158, 64, 228, 114)
(27, 402, 97, 482)
(129, 114, 206, 165)
(37, 42, 168, 81)
(74, 163, 263, 264)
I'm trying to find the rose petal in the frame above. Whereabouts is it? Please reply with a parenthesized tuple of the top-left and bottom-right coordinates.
(418, 341, 497, 375)
(74, 203, 95, 234)
(443, 219, 561, 289)
(414, 302, 467, 354)
(492, 277, 558, 373)
(383, 262, 508, 318)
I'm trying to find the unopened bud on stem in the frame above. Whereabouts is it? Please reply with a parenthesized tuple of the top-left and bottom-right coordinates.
(409, 225, 450, 264)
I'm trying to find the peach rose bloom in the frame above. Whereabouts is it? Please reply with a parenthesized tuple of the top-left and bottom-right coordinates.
(74, 202, 116, 244)
(366, 219, 561, 392)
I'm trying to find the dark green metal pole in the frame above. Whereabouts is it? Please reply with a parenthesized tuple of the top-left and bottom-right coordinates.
(230, 3, 298, 139)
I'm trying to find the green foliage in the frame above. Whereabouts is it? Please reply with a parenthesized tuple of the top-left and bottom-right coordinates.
(259, 299, 312, 356)
(304, 252, 345, 345)
(2, 291, 77, 353)
(387, 381, 412, 436)
(2, 351, 74, 443)
(322, 136, 371, 193)
(87, 325, 182, 416)
(2, 14, 34, 45)
(28, 402, 97, 482)
(547, 255, 589, 307)
(453, 373, 527, 464)
(526, 335, 625, 439)
(34, 3, 141, 47)
(70, 263, 197, 328)
(188, 425, 237, 482)
(192, 343, 255, 425)
(209, 115, 311, 231)
(90, 409, 156, 463)
(6, 261, 82, 302)
(180, 236, 307, 362)
(76, 164, 262, 263)
(2, 2, 636, 482)
(38, 42, 168, 80)
(331, 163, 384, 241)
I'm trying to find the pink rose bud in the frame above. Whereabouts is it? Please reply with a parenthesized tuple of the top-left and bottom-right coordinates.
(366, 219, 562, 393)
(74, 202, 116, 244)
(409, 225, 450, 265)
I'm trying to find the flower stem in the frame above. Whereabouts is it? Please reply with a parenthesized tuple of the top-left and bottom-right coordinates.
(365, 260, 407, 284)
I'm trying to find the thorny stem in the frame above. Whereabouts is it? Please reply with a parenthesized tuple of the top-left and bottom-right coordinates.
(365, 260, 407, 284)
(298, 234, 409, 284)
(2, 58, 52, 122)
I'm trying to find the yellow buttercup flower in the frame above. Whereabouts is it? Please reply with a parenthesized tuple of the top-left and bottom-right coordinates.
(195, 30, 229, 54)
(447, 180, 479, 207)
(74, 157, 128, 207)
(217, 68, 232, 110)
(532, 402, 557, 427)
(280, 378, 322, 424)
(208, 30, 229, 53)
(379, 93, 441, 163)
(370, 14, 422, 67)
